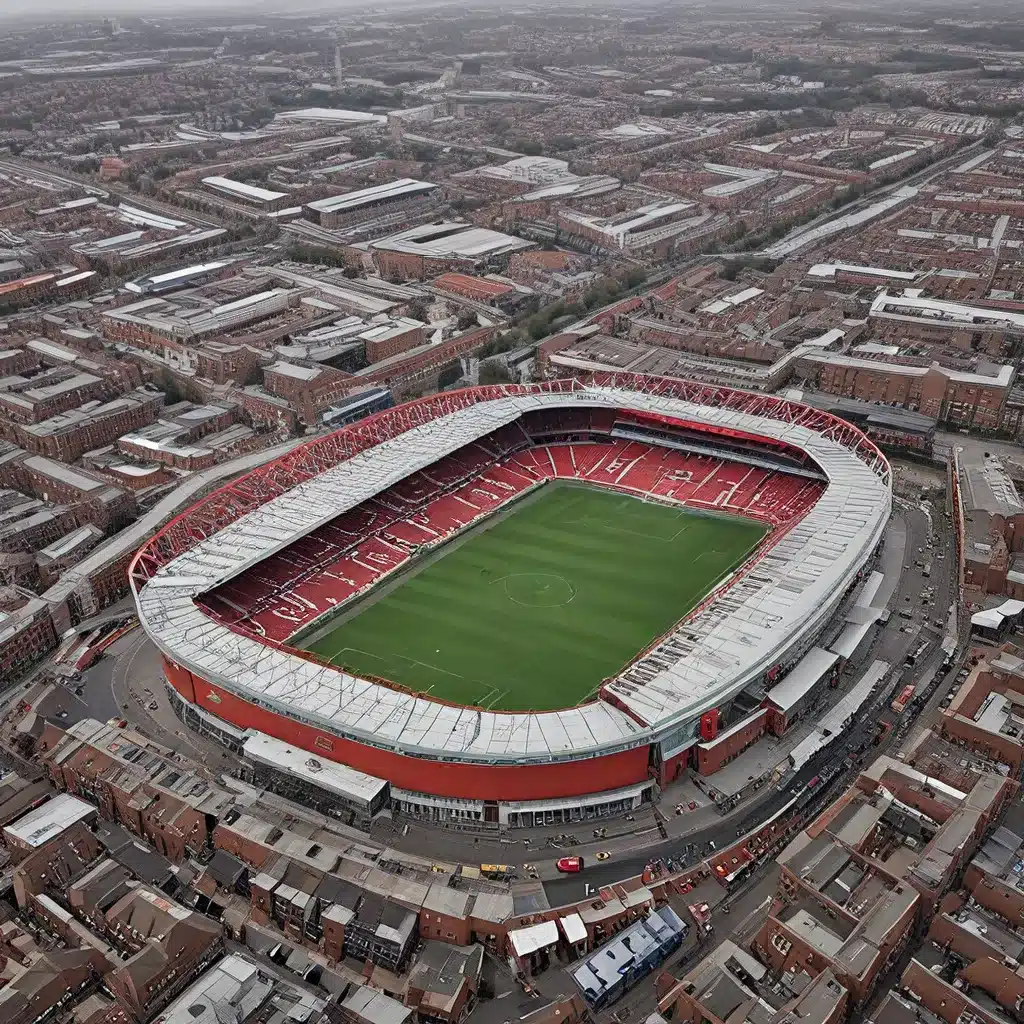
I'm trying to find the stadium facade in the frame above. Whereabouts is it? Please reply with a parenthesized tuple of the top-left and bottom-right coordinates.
(131, 374, 891, 826)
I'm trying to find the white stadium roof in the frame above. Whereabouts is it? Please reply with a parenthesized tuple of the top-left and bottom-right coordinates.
(135, 384, 890, 764)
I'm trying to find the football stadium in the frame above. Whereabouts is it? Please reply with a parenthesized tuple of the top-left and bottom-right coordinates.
(132, 374, 891, 826)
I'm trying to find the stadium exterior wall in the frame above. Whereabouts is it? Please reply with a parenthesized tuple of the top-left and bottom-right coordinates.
(162, 657, 653, 801)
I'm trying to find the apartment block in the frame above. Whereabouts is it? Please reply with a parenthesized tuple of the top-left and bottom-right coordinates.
(0, 585, 58, 681)
(17, 388, 164, 461)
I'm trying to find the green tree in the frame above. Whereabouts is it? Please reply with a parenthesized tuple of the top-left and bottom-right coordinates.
(479, 358, 512, 385)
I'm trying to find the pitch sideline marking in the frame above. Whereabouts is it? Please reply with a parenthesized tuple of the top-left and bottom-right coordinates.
(330, 644, 512, 707)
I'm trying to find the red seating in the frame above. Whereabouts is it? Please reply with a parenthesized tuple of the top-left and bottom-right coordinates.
(199, 427, 826, 644)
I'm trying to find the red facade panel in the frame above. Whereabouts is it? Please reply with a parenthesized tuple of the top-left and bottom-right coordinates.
(163, 658, 650, 801)
(700, 709, 719, 742)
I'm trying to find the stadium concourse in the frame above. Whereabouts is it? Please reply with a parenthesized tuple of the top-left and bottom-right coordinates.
(131, 374, 891, 829)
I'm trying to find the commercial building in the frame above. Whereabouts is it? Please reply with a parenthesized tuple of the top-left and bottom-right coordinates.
(304, 179, 438, 229)
(103, 289, 295, 347)
(202, 176, 289, 210)
(366, 221, 534, 280)
(241, 731, 391, 820)
(571, 907, 687, 1010)
(124, 260, 235, 296)
(156, 956, 328, 1024)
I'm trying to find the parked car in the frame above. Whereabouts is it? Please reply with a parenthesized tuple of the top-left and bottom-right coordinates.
(556, 856, 584, 873)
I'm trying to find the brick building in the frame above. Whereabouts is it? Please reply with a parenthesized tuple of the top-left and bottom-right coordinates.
(0, 347, 41, 377)
(796, 354, 1014, 431)
(12, 819, 103, 910)
(431, 272, 521, 309)
(0, 948, 112, 1024)
(898, 888, 1024, 1024)
(0, 586, 58, 681)
(35, 524, 104, 587)
(938, 647, 1024, 773)
(0, 452, 137, 530)
(195, 342, 262, 385)
(658, 940, 849, 1024)
(779, 752, 1013, 912)
(0, 371, 108, 425)
(40, 718, 231, 862)
(18, 388, 165, 462)
(102, 888, 223, 1020)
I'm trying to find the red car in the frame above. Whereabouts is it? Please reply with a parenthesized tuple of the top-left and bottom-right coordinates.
(556, 856, 584, 873)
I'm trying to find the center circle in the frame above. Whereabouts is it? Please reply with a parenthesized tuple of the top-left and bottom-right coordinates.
(502, 573, 576, 608)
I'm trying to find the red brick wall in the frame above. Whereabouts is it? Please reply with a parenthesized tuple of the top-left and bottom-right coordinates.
(364, 326, 424, 364)
(695, 710, 767, 775)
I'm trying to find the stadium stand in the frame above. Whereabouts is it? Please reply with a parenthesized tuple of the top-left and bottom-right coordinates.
(199, 420, 825, 643)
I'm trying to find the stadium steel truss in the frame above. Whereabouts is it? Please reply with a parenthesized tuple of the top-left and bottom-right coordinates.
(131, 374, 892, 806)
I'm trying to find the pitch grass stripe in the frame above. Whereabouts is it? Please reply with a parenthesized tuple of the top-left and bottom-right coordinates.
(305, 483, 765, 712)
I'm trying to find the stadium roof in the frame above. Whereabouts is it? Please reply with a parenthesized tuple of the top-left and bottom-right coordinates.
(135, 381, 890, 762)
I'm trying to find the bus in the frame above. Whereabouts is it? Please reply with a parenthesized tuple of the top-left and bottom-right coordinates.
(891, 684, 916, 716)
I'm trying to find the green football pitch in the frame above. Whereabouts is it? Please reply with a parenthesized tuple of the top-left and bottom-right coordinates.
(303, 483, 766, 712)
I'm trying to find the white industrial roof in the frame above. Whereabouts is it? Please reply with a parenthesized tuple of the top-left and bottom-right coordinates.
(202, 175, 287, 204)
(509, 919, 559, 956)
(306, 178, 436, 214)
(3, 792, 95, 847)
(870, 290, 1024, 332)
(973, 600, 1024, 630)
(242, 730, 388, 806)
(765, 647, 839, 713)
(135, 260, 233, 288)
(809, 263, 917, 282)
(559, 912, 587, 944)
(272, 106, 386, 125)
(135, 384, 889, 763)
(371, 222, 532, 260)
(789, 660, 890, 769)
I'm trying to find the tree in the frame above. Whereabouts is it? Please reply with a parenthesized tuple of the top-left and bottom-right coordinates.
(406, 300, 429, 322)
(479, 358, 512, 385)
(456, 309, 478, 331)
(437, 362, 463, 389)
